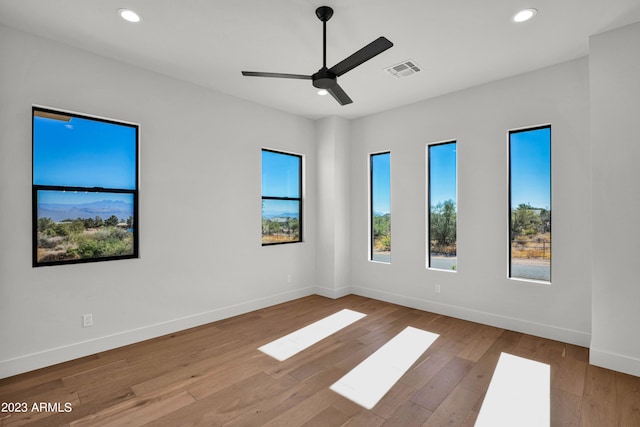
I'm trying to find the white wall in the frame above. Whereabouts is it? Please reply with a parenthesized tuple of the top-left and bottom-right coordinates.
(315, 117, 351, 298)
(590, 22, 640, 377)
(349, 58, 592, 346)
(0, 25, 317, 378)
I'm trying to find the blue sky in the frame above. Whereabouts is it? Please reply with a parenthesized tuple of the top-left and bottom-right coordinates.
(33, 113, 137, 190)
(262, 150, 301, 199)
(429, 142, 457, 207)
(371, 152, 391, 214)
(510, 127, 551, 209)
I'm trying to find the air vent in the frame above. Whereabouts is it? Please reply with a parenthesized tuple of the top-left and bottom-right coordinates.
(385, 60, 422, 79)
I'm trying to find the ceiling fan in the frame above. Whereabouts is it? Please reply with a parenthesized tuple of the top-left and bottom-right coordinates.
(242, 6, 393, 106)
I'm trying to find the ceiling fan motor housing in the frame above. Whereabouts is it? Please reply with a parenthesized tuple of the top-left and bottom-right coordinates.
(312, 68, 337, 89)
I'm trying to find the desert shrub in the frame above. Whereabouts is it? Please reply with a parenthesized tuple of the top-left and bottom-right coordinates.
(96, 227, 128, 241)
(373, 214, 391, 239)
(430, 242, 457, 256)
(77, 228, 133, 258)
(78, 239, 103, 258)
(66, 247, 79, 259)
(377, 235, 391, 251)
(38, 251, 71, 263)
(38, 235, 66, 249)
(38, 217, 56, 236)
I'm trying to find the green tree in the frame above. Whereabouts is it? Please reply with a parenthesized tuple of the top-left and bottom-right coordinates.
(105, 215, 119, 227)
(430, 199, 456, 247)
(37, 217, 56, 235)
(512, 203, 542, 237)
(539, 208, 551, 233)
(268, 219, 282, 238)
(372, 213, 391, 252)
(53, 222, 71, 237)
(373, 214, 391, 239)
(287, 218, 300, 239)
(69, 220, 85, 235)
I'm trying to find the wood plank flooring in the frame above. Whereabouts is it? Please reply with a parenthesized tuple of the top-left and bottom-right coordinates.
(1, 295, 639, 426)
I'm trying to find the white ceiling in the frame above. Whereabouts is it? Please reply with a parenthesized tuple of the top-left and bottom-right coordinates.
(1, 0, 639, 119)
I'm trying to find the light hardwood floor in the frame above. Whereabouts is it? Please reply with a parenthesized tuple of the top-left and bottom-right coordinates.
(1, 295, 639, 426)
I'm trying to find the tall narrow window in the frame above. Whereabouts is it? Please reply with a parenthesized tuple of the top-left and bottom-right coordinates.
(509, 126, 551, 282)
(428, 141, 457, 271)
(370, 152, 391, 263)
(32, 107, 139, 267)
(261, 149, 302, 245)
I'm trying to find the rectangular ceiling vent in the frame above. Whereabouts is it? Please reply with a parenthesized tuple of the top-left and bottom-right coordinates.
(385, 60, 421, 79)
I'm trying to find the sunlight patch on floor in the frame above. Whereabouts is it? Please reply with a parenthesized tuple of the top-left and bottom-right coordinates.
(258, 309, 366, 361)
(475, 352, 550, 427)
(330, 326, 439, 409)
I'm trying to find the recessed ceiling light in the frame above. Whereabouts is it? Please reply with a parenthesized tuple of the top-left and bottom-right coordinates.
(118, 8, 142, 23)
(513, 8, 537, 23)
(317, 89, 329, 96)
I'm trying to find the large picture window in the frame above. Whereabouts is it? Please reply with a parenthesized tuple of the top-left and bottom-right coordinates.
(261, 149, 302, 245)
(509, 126, 551, 282)
(32, 107, 139, 267)
(428, 141, 457, 271)
(370, 152, 391, 263)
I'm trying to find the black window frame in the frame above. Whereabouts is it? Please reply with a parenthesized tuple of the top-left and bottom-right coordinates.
(427, 140, 457, 271)
(370, 151, 391, 263)
(261, 148, 303, 246)
(32, 106, 139, 267)
(508, 124, 552, 282)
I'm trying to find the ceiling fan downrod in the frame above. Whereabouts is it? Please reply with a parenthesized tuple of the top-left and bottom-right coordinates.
(312, 6, 336, 90)
(315, 6, 333, 69)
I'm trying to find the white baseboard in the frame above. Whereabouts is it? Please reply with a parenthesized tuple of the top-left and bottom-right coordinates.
(349, 286, 591, 347)
(590, 347, 640, 377)
(0, 287, 316, 379)
(0, 284, 596, 380)
(314, 285, 352, 299)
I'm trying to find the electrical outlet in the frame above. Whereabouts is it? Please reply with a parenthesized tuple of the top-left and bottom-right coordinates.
(287, 274, 292, 283)
(83, 313, 93, 328)
(435, 284, 441, 294)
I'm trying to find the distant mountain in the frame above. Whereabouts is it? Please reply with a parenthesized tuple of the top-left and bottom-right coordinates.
(38, 200, 133, 222)
(263, 211, 299, 220)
